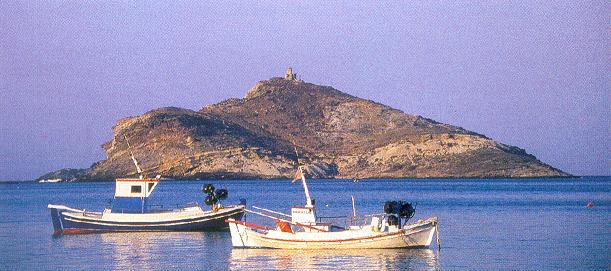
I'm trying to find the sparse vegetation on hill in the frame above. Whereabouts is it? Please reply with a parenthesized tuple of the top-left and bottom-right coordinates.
(39, 76, 569, 181)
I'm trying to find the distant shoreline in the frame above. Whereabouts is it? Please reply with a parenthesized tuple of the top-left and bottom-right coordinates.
(6, 175, 608, 184)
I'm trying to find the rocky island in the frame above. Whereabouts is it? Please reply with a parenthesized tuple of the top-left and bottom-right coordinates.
(39, 69, 569, 181)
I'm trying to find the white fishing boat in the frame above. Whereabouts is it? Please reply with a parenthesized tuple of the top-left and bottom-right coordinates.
(227, 157, 440, 249)
(48, 179, 245, 234)
(48, 136, 245, 234)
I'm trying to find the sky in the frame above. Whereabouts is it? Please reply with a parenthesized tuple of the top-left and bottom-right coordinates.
(0, 1, 608, 180)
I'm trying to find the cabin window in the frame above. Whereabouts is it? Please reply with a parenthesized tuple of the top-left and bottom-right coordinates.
(131, 185, 142, 193)
(148, 183, 154, 192)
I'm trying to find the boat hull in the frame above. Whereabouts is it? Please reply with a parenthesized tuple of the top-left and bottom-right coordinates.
(49, 204, 245, 235)
(228, 217, 438, 249)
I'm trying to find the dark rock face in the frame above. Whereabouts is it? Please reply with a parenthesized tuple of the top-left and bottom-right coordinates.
(41, 78, 570, 181)
(84, 107, 306, 180)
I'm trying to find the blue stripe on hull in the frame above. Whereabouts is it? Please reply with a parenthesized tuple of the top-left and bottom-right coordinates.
(63, 210, 242, 226)
(52, 209, 244, 234)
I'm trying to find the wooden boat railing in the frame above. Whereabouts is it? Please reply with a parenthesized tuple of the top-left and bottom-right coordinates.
(107, 202, 203, 214)
(147, 202, 200, 211)
(82, 209, 103, 217)
(248, 206, 389, 230)
(317, 213, 387, 228)
(243, 208, 329, 232)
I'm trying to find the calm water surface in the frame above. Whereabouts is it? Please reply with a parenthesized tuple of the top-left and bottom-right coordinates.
(0, 177, 609, 270)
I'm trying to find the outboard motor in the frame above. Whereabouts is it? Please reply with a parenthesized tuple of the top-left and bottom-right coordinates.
(384, 201, 416, 227)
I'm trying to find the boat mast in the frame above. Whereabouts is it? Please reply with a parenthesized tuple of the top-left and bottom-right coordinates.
(124, 135, 144, 179)
(299, 165, 314, 207)
(294, 146, 313, 207)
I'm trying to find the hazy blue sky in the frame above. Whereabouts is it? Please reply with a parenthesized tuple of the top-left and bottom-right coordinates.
(1, 1, 608, 180)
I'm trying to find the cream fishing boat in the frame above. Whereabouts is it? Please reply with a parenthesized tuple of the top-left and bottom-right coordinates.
(227, 156, 440, 249)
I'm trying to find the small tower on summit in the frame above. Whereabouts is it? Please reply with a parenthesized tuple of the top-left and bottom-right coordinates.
(285, 67, 298, 80)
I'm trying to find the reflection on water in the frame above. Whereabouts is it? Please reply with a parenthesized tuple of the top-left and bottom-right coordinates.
(55, 232, 228, 270)
(229, 248, 440, 271)
(53, 232, 440, 270)
(100, 233, 204, 270)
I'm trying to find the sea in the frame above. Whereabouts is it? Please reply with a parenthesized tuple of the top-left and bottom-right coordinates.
(0, 177, 609, 271)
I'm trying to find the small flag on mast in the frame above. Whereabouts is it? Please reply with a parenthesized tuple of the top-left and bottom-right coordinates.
(292, 167, 303, 183)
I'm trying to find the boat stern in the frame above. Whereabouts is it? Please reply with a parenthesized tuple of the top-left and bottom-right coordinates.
(48, 204, 85, 235)
(48, 204, 71, 234)
(49, 207, 64, 234)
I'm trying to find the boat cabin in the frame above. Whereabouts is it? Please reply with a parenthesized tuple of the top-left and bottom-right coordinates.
(291, 206, 316, 224)
(111, 178, 159, 213)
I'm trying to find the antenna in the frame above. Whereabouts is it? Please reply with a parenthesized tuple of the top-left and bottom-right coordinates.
(124, 135, 144, 179)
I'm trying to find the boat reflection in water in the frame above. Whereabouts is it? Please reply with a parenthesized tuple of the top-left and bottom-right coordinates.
(54, 233, 440, 270)
(57, 232, 228, 270)
(229, 248, 440, 271)
(100, 232, 202, 270)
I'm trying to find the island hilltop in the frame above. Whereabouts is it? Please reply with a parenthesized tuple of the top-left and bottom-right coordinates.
(39, 68, 569, 181)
